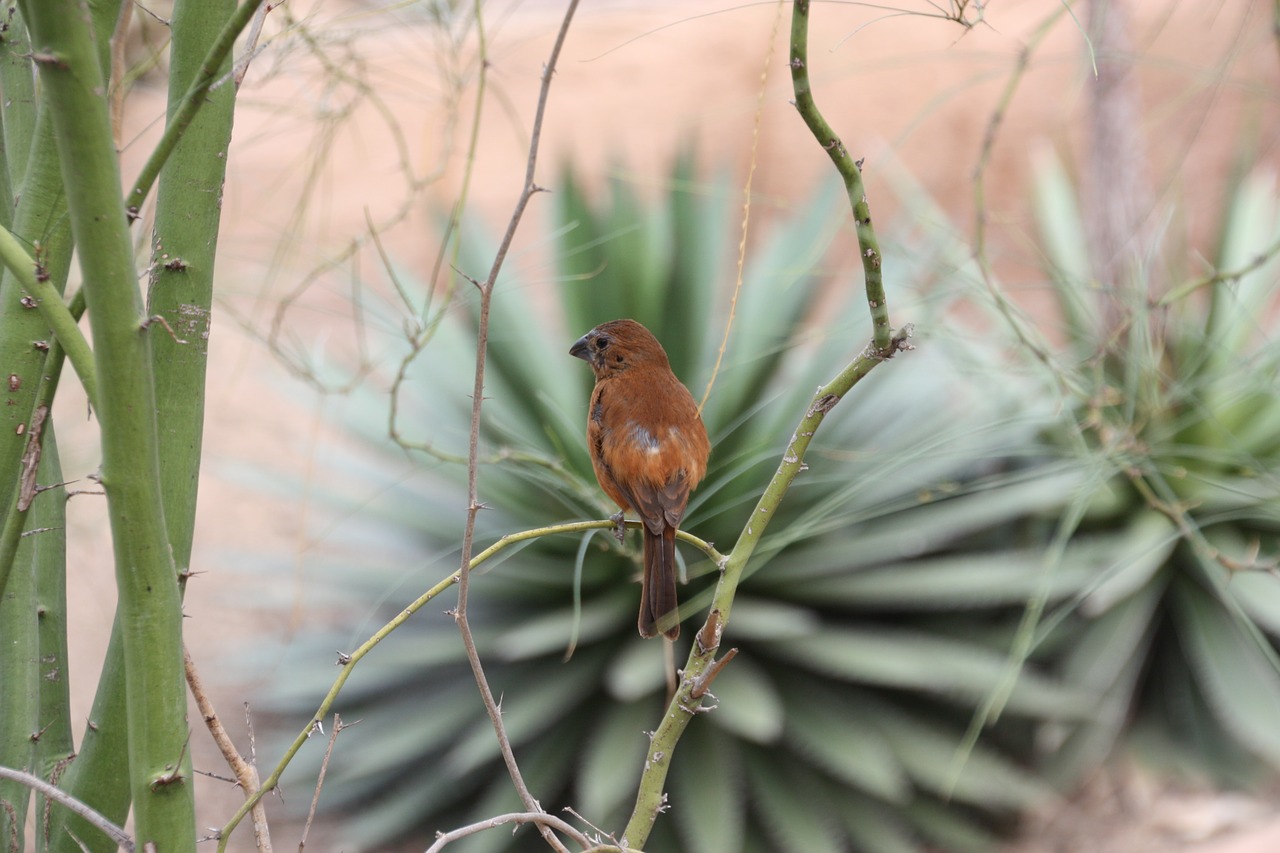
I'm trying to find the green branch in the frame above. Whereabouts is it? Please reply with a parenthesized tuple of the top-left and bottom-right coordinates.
(124, 0, 265, 219)
(0, 293, 75, 642)
(0, 228, 97, 410)
(19, 1, 194, 848)
(788, 0, 892, 353)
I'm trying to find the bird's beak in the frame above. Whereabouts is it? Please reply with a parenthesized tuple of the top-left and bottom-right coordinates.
(569, 334, 592, 361)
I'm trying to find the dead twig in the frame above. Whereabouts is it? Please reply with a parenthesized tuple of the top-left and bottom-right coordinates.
(425, 812, 594, 853)
(452, 2, 581, 852)
(185, 646, 274, 852)
(299, 714, 350, 851)
(0, 767, 134, 852)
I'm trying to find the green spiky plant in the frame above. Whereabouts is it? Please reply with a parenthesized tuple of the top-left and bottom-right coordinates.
(1023, 156, 1280, 786)
(876, 150, 1280, 797)
(248, 155, 1137, 853)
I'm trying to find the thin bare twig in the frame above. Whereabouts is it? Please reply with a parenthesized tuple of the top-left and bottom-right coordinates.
(185, 646, 274, 852)
(299, 714, 348, 851)
(109, 0, 133, 147)
(453, 2, 580, 850)
(425, 812, 594, 853)
(235, 0, 276, 86)
(698, 0, 785, 413)
(387, 0, 496, 455)
(0, 767, 134, 852)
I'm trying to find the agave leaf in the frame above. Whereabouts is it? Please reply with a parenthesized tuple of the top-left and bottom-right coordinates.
(778, 467, 1085, 580)
(904, 798, 1002, 853)
(1030, 148, 1100, 357)
(669, 723, 745, 853)
(330, 684, 479, 784)
(577, 698, 653, 821)
(604, 638, 670, 702)
(469, 274, 585, 454)
(444, 655, 606, 776)
(705, 179, 844, 434)
(1078, 510, 1179, 616)
(449, 734, 580, 853)
(1042, 583, 1163, 784)
(744, 749, 848, 853)
(714, 597, 819, 640)
(770, 627, 1090, 719)
(1209, 169, 1280, 362)
(555, 167, 628, 336)
(1178, 468, 1280, 519)
(787, 549, 1095, 610)
(781, 685, 911, 804)
(1172, 574, 1280, 766)
(334, 765, 479, 848)
(589, 173, 670, 324)
(493, 600, 631, 662)
(1063, 578, 1165, 694)
(1225, 570, 1280, 638)
(1043, 643, 1150, 789)
(665, 153, 731, 372)
(1214, 388, 1280, 458)
(875, 708, 1053, 810)
(837, 797, 921, 853)
(705, 654, 785, 743)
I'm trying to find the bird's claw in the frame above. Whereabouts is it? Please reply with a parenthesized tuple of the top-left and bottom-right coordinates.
(610, 511, 627, 543)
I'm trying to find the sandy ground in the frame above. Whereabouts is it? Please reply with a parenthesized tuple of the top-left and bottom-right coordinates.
(44, 0, 1280, 850)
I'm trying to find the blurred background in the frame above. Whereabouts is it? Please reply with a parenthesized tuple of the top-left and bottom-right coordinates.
(54, 0, 1280, 850)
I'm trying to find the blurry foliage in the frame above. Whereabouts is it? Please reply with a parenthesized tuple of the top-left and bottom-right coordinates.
(1027, 156, 1280, 785)
(249, 151, 1280, 852)
(882, 151, 1280, 791)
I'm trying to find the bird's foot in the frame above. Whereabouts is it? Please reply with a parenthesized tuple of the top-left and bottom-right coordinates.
(610, 511, 627, 543)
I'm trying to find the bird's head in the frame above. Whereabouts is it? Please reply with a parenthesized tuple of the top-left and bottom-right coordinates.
(569, 318, 670, 378)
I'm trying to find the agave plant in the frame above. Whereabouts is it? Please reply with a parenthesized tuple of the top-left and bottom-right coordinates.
(1021, 158, 1280, 786)
(248, 155, 1127, 852)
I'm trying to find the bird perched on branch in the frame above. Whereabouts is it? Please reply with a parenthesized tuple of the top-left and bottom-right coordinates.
(570, 319, 710, 640)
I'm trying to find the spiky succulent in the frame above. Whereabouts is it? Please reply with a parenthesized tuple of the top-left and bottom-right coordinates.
(247, 154, 1207, 852)
(1023, 158, 1280, 785)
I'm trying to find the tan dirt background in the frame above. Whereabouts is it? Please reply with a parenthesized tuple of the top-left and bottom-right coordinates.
(47, 0, 1280, 850)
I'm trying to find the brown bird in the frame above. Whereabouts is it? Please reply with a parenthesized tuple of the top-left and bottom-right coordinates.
(570, 319, 710, 640)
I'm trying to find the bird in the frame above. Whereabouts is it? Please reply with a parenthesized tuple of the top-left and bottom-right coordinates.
(570, 319, 710, 640)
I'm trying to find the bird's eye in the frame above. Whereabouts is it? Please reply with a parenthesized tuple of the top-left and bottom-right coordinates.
(594, 336, 610, 351)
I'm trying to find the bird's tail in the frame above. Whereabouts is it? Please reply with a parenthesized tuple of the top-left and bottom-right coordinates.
(639, 525, 680, 640)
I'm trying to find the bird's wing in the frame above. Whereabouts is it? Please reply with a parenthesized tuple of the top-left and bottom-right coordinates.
(619, 469, 690, 534)
(601, 423, 693, 534)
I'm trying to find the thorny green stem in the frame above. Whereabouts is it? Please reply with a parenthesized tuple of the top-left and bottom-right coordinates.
(0, 228, 97, 410)
(124, 0, 265, 219)
(788, 0, 891, 354)
(0, 292, 78, 614)
(21, 0, 194, 845)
